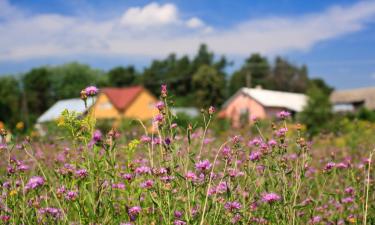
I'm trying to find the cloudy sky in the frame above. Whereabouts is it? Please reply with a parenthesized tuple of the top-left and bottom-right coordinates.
(1, 0, 375, 89)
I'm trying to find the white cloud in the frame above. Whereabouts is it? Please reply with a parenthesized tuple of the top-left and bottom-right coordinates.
(186, 17, 204, 28)
(120, 2, 179, 28)
(1, 1, 375, 61)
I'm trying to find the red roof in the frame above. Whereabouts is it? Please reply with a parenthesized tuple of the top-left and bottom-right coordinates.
(101, 86, 144, 111)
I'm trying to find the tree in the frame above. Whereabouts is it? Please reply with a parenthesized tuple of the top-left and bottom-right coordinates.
(108, 66, 136, 87)
(0, 76, 21, 126)
(270, 57, 309, 93)
(298, 84, 333, 137)
(192, 65, 225, 107)
(229, 53, 270, 94)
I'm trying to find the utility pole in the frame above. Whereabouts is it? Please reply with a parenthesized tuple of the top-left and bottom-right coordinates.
(246, 72, 252, 88)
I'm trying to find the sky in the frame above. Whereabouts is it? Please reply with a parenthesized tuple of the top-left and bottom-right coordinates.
(1, 0, 375, 89)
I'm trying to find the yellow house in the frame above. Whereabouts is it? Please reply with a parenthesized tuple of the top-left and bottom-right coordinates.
(92, 86, 158, 121)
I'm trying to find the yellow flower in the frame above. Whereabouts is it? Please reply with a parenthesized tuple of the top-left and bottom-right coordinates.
(9, 189, 17, 196)
(16, 121, 24, 130)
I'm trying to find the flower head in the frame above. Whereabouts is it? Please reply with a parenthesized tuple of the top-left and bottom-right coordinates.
(277, 111, 291, 119)
(224, 201, 242, 212)
(93, 130, 102, 142)
(85, 86, 99, 96)
(261, 193, 281, 203)
(195, 160, 212, 172)
(26, 176, 45, 190)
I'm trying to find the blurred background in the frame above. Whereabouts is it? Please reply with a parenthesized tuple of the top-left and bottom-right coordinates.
(1, 0, 375, 137)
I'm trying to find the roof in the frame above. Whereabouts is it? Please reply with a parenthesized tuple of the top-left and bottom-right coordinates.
(101, 86, 144, 111)
(223, 87, 307, 112)
(37, 98, 95, 123)
(330, 87, 375, 109)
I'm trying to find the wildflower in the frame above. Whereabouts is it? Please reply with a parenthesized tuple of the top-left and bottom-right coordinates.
(174, 220, 187, 225)
(25, 176, 45, 190)
(65, 190, 78, 201)
(277, 111, 291, 119)
(171, 123, 178, 128)
(208, 106, 215, 115)
(341, 197, 354, 204)
(227, 168, 244, 178)
(140, 135, 151, 143)
(128, 206, 141, 216)
(268, 139, 277, 147)
(156, 101, 165, 111)
(112, 183, 126, 190)
(221, 146, 231, 159)
(164, 137, 171, 145)
(195, 159, 212, 172)
(310, 216, 321, 224)
(185, 171, 197, 181)
(345, 187, 355, 196)
(174, 210, 183, 218)
(140, 180, 154, 189)
(17, 163, 30, 172)
(122, 173, 133, 181)
(135, 166, 151, 175)
(75, 169, 88, 178)
(275, 127, 288, 137)
(0, 215, 10, 222)
(261, 193, 281, 203)
(249, 151, 262, 161)
(93, 130, 102, 142)
(216, 181, 228, 194)
(153, 114, 164, 123)
(161, 84, 168, 97)
(85, 86, 99, 96)
(224, 201, 242, 212)
(324, 162, 336, 171)
(231, 214, 241, 224)
(56, 186, 66, 197)
(38, 207, 62, 220)
(248, 137, 262, 147)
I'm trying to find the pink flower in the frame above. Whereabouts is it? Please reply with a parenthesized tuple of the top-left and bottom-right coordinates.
(156, 101, 165, 110)
(85, 86, 99, 96)
(112, 183, 126, 190)
(26, 176, 45, 190)
(65, 190, 78, 201)
(93, 130, 102, 142)
(324, 162, 336, 171)
(140, 180, 154, 189)
(185, 171, 197, 181)
(75, 169, 88, 178)
(128, 206, 141, 216)
(140, 135, 151, 143)
(249, 151, 262, 161)
(224, 201, 242, 212)
(268, 139, 277, 147)
(195, 160, 212, 172)
(277, 111, 291, 119)
(345, 187, 355, 196)
(135, 166, 151, 175)
(261, 193, 281, 203)
(161, 84, 168, 96)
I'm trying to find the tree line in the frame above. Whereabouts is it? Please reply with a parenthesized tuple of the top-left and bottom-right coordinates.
(0, 44, 331, 128)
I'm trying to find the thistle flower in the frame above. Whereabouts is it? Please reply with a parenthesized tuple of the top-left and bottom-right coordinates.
(156, 101, 165, 110)
(277, 110, 291, 119)
(65, 190, 78, 201)
(38, 207, 62, 220)
(93, 130, 102, 142)
(174, 220, 186, 225)
(112, 183, 126, 190)
(140, 135, 151, 143)
(140, 180, 154, 189)
(174, 210, 183, 218)
(249, 151, 262, 161)
(224, 201, 242, 212)
(261, 193, 281, 203)
(161, 84, 167, 97)
(195, 159, 212, 172)
(135, 166, 151, 175)
(25, 176, 45, 190)
(208, 106, 216, 115)
(345, 187, 355, 196)
(128, 206, 141, 216)
(185, 171, 197, 181)
(268, 139, 277, 147)
(75, 169, 88, 178)
(85, 86, 99, 96)
(324, 162, 336, 171)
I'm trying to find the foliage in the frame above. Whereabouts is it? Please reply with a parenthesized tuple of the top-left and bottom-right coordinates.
(0, 76, 21, 127)
(108, 66, 137, 87)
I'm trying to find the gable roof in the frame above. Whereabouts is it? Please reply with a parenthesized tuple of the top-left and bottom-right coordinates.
(37, 98, 95, 123)
(101, 86, 144, 111)
(223, 87, 307, 112)
(330, 87, 375, 109)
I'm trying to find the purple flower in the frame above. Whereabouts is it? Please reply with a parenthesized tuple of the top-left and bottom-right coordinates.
(221, 146, 231, 159)
(153, 114, 164, 123)
(324, 162, 336, 171)
(249, 151, 262, 161)
(112, 183, 126, 189)
(38, 207, 62, 220)
(161, 84, 168, 96)
(185, 171, 197, 181)
(216, 181, 228, 194)
(75, 169, 88, 178)
(17, 163, 30, 172)
(122, 173, 133, 181)
(85, 86, 99, 96)
(248, 137, 263, 147)
(140, 180, 154, 189)
(93, 130, 102, 142)
(268, 139, 277, 147)
(195, 159, 212, 172)
(277, 111, 291, 119)
(345, 187, 355, 195)
(65, 190, 78, 201)
(135, 166, 151, 175)
(208, 106, 216, 115)
(156, 101, 165, 110)
(341, 197, 354, 204)
(261, 193, 281, 203)
(128, 206, 141, 216)
(25, 176, 45, 190)
(275, 128, 288, 137)
(174, 210, 183, 218)
(224, 201, 242, 212)
(310, 216, 321, 224)
(140, 135, 151, 143)
(174, 220, 186, 225)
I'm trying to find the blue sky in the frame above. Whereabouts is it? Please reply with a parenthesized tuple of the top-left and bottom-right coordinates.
(1, 0, 375, 89)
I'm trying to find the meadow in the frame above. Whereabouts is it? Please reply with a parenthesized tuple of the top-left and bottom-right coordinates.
(0, 85, 374, 225)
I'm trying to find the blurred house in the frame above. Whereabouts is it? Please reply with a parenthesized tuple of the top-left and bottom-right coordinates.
(37, 86, 158, 123)
(219, 87, 307, 127)
(171, 107, 199, 117)
(92, 86, 158, 120)
(330, 87, 375, 112)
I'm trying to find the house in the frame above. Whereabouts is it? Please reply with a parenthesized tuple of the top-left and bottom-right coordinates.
(37, 86, 158, 123)
(330, 87, 375, 112)
(37, 98, 95, 123)
(92, 86, 158, 121)
(219, 87, 307, 127)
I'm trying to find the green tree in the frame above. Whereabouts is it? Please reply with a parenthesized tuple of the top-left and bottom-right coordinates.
(192, 65, 225, 107)
(0, 76, 21, 126)
(299, 84, 332, 137)
(229, 53, 270, 94)
(108, 66, 137, 87)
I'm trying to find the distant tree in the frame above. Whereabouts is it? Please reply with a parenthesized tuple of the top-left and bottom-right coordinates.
(299, 84, 332, 137)
(270, 57, 309, 93)
(0, 76, 21, 126)
(192, 65, 225, 107)
(108, 66, 136, 87)
(308, 78, 334, 95)
(229, 53, 270, 94)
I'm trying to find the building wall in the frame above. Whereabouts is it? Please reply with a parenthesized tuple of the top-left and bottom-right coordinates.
(123, 91, 158, 120)
(221, 93, 266, 127)
(92, 93, 121, 119)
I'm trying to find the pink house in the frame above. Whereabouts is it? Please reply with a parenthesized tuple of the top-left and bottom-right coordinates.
(219, 87, 307, 127)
